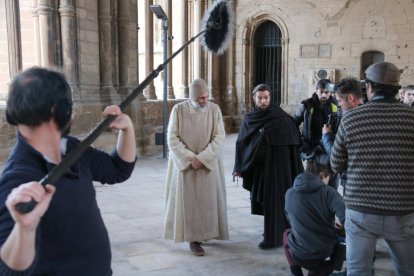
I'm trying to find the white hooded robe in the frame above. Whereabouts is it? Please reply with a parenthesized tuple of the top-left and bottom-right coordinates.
(163, 101, 229, 243)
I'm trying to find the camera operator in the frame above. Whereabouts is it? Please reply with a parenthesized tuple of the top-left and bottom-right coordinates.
(322, 78, 363, 154)
(322, 77, 364, 194)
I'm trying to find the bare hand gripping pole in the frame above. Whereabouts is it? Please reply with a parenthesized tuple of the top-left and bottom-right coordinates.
(16, 0, 234, 214)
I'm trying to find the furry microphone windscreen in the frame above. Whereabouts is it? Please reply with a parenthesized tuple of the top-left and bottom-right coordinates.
(201, 0, 234, 55)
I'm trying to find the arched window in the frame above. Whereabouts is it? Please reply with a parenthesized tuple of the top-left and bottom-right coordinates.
(253, 21, 282, 104)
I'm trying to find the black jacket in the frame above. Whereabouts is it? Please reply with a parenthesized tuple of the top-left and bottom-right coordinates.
(0, 134, 136, 276)
(294, 93, 338, 149)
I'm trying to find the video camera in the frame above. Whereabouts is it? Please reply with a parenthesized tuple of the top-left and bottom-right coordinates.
(327, 112, 338, 127)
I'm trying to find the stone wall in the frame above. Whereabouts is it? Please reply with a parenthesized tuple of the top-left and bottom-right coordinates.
(1, 0, 414, 165)
(234, 0, 414, 113)
(0, 0, 142, 165)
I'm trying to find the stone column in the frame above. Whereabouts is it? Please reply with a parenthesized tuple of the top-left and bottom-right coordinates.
(32, 0, 41, 65)
(207, 53, 219, 101)
(117, 0, 138, 96)
(37, 0, 55, 67)
(98, 0, 120, 103)
(204, 1, 215, 101)
(201, 1, 208, 78)
(179, 0, 189, 98)
(143, 0, 156, 99)
(5, 0, 22, 78)
(59, 0, 78, 87)
(164, 0, 175, 99)
(241, 29, 251, 114)
(193, 0, 202, 79)
(224, 41, 236, 115)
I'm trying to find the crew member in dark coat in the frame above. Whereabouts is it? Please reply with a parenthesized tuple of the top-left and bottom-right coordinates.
(294, 79, 338, 165)
(283, 162, 346, 276)
(0, 67, 137, 275)
(233, 84, 303, 249)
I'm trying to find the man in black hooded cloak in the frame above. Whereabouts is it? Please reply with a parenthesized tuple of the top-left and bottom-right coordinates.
(233, 84, 303, 249)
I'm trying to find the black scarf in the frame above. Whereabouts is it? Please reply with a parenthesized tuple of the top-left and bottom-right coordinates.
(307, 93, 332, 148)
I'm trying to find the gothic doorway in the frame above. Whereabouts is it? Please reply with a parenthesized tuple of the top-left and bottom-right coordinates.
(253, 20, 282, 104)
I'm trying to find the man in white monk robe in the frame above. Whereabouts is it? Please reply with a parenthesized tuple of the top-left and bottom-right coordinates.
(163, 78, 229, 256)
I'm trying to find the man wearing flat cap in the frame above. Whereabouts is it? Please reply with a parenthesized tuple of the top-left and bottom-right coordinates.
(163, 78, 229, 256)
(331, 62, 414, 275)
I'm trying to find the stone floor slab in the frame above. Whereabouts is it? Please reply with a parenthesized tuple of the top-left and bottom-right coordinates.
(96, 133, 394, 276)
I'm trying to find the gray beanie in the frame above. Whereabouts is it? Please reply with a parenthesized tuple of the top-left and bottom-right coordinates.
(189, 78, 209, 102)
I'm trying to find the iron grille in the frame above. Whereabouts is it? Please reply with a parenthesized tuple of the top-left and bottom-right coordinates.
(254, 21, 282, 104)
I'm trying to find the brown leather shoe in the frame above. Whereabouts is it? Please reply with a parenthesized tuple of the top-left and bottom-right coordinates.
(190, 242, 205, 256)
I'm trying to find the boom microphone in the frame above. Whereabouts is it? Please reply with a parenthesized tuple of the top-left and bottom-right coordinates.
(202, 0, 234, 54)
(15, 0, 235, 214)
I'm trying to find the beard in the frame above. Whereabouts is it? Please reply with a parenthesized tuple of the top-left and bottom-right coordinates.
(190, 100, 208, 112)
(319, 97, 328, 104)
(257, 104, 270, 110)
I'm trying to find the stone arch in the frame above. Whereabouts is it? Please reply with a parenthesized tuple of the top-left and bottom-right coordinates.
(239, 12, 289, 113)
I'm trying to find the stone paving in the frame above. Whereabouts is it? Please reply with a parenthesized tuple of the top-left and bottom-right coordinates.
(95, 133, 394, 276)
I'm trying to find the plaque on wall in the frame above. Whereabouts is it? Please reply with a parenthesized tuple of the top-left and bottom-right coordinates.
(309, 68, 336, 96)
(318, 44, 331, 58)
(311, 68, 336, 83)
(300, 44, 317, 58)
